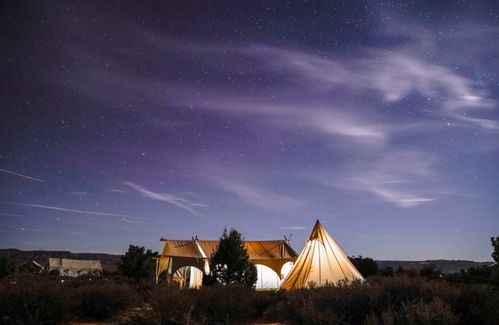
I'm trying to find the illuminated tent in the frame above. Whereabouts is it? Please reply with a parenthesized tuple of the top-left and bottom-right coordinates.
(280, 220, 364, 290)
(156, 238, 298, 288)
(48, 258, 102, 277)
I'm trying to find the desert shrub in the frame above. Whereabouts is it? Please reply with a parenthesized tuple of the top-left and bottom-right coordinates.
(365, 298, 458, 325)
(0, 257, 9, 279)
(147, 285, 196, 324)
(446, 267, 493, 284)
(273, 288, 338, 325)
(449, 284, 499, 324)
(402, 297, 458, 324)
(148, 284, 265, 324)
(380, 266, 395, 277)
(271, 281, 377, 324)
(0, 274, 68, 324)
(249, 289, 283, 320)
(193, 285, 256, 324)
(420, 266, 442, 279)
(70, 282, 138, 320)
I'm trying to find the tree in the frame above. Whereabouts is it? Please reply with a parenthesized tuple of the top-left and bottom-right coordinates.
(491, 236, 499, 286)
(206, 227, 257, 287)
(349, 255, 379, 277)
(0, 256, 9, 279)
(119, 245, 158, 283)
(491, 236, 499, 264)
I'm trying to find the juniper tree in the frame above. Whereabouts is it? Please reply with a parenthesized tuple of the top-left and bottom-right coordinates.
(119, 245, 158, 283)
(491, 237, 499, 264)
(206, 227, 257, 287)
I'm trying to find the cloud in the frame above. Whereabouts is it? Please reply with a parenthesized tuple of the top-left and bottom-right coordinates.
(1, 202, 145, 222)
(107, 188, 127, 193)
(244, 45, 498, 130)
(62, 28, 498, 153)
(307, 150, 439, 208)
(213, 178, 303, 212)
(195, 162, 306, 213)
(279, 226, 306, 230)
(57, 25, 498, 212)
(0, 168, 43, 182)
(70, 191, 88, 197)
(0, 212, 25, 218)
(122, 181, 210, 220)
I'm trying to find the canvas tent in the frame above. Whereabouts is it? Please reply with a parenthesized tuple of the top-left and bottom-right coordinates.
(156, 238, 298, 288)
(280, 220, 364, 289)
(48, 258, 102, 277)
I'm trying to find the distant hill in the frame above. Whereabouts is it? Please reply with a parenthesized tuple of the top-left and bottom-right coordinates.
(376, 260, 494, 274)
(0, 248, 122, 272)
(0, 249, 493, 275)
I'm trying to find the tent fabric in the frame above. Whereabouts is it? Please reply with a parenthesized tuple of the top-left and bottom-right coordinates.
(161, 239, 297, 260)
(156, 238, 298, 284)
(48, 258, 102, 277)
(280, 220, 364, 290)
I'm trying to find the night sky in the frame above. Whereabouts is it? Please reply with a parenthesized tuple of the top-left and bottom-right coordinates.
(1, 1, 498, 261)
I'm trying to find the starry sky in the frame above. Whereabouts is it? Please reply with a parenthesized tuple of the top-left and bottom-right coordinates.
(1, 1, 498, 261)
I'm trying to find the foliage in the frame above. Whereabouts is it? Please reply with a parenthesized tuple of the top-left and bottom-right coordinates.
(380, 266, 394, 277)
(119, 245, 158, 283)
(71, 282, 137, 320)
(148, 285, 196, 324)
(0, 256, 9, 280)
(207, 227, 257, 287)
(0, 274, 69, 324)
(349, 255, 379, 277)
(420, 265, 443, 279)
(492, 236, 499, 264)
(1, 273, 499, 324)
(147, 285, 279, 324)
(446, 266, 493, 285)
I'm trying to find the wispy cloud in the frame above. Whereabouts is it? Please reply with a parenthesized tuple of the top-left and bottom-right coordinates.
(279, 226, 306, 230)
(70, 191, 88, 197)
(0, 168, 43, 182)
(107, 188, 127, 193)
(1, 202, 144, 222)
(196, 162, 306, 213)
(307, 150, 439, 208)
(244, 45, 498, 130)
(57, 24, 498, 212)
(122, 181, 210, 220)
(213, 178, 303, 212)
(0, 212, 26, 218)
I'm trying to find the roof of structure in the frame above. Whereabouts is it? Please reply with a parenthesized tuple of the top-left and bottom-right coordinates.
(160, 239, 298, 260)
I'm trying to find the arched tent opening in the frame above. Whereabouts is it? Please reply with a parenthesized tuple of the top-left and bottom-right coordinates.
(255, 264, 281, 290)
(172, 266, 204, 288)
(280, 261, 294, 279)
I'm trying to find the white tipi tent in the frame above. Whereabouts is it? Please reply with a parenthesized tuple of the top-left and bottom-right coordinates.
(280, 220, 364, 289)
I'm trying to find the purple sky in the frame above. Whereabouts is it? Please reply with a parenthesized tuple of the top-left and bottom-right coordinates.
(1, 1, 498, 261)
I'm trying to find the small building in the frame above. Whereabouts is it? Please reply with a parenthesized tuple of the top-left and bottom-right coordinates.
(156, 238, 298, 289)
(48, 258, 102, 277)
